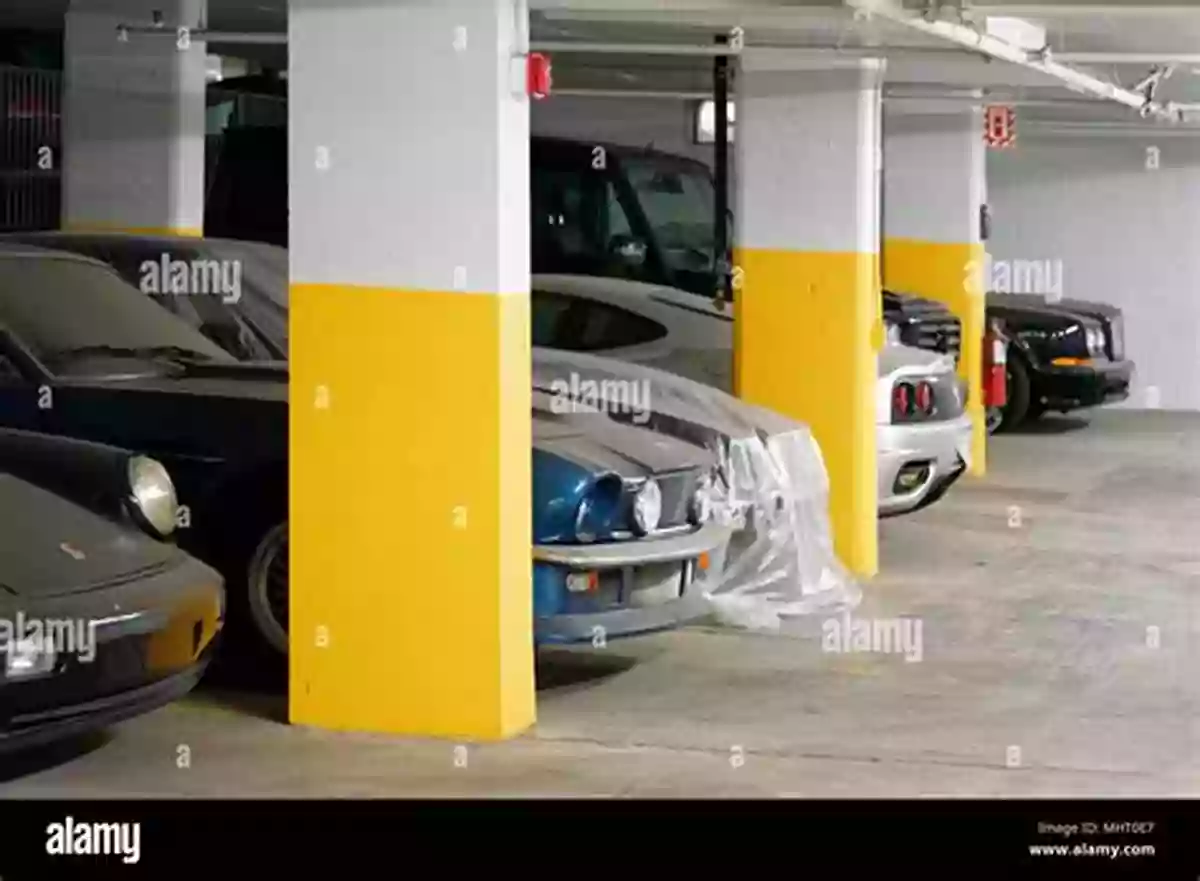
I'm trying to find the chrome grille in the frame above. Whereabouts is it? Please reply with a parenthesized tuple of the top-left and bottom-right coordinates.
(1107, 315, 1125, 361)
(903, 316, 962, 357)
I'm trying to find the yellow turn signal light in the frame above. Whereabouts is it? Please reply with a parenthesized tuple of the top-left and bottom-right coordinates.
(1051, 357, 1092, 367)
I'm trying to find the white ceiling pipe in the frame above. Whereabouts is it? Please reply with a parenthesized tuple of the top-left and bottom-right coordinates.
(116, 24, 287, 44)
(549, 88, 713, 99)
(844, 0, 1178, 122)
(530, 41, 741, 56)
(1053, 53, 1200, 65)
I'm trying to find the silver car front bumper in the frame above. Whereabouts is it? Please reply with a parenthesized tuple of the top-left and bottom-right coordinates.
(533, 520, 732, 568)
(877, 413, 973, 516)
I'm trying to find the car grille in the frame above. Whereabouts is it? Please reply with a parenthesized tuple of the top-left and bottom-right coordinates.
(1106, 315, 1124, 361)
(895, 296, 962, 358)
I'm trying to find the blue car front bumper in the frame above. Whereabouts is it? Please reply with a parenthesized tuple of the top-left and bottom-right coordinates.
(532, 521, 731, 645)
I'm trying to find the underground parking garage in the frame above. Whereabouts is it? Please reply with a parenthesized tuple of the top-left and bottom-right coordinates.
(0, 0, 1197, 871)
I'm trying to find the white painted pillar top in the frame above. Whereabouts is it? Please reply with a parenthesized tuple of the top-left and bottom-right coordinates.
(62, 0, 207, 233)
(884, 106, 986, 244)
(289, 0, 530, 294)
(735, 53, 884, 254)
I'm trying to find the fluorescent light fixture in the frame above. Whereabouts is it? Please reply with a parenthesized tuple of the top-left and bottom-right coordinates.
(695, 99, 735, 145)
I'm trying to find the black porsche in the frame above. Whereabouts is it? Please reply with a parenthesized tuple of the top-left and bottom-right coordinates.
(0, 244, 286, 660)
(0, 428, 223, 752)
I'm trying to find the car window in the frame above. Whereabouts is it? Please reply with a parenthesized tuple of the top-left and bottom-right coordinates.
(0, 352, 21, 382)
(532, 290, 666, 352)
(103, 242, 282, 362)
(531, 289, 579, 349)
(575, 300, 668, 351)
(531, 168, 638, 278)
(0, 256, 234, 366)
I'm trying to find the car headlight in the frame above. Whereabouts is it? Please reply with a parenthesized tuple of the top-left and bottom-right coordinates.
(1086, 325, 1106, 357)
(632, 479, 662, 535)
(689, 476, 714, 525)
(126, 455, 178, 538)
(885, 322, 903, 346)
(574, 474, 623, 543)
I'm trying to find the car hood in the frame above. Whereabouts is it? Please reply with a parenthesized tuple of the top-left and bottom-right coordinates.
(878, 342, 954, 379)
(0, 473, 180, 598)
(986, 292, 1087, 319)
(1049, 297, 1122, 321)
(534, 346, 790, 444)
(532, 391, 713, 479)
(61, 359, 287, 402)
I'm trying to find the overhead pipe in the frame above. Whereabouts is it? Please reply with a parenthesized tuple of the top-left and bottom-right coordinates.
(1052, 52, 1200, 65)
(116, 23, 287, 44)
(530, 40, 741, 57)
(844, 0, 1179, 122)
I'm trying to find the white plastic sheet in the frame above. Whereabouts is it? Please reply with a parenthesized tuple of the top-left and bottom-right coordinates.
(533, 348, 861, 630)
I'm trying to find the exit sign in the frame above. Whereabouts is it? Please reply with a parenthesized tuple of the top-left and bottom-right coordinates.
(985, 105, 1016, 149)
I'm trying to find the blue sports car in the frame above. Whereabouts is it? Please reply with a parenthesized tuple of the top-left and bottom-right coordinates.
(531, 390, 729, 643)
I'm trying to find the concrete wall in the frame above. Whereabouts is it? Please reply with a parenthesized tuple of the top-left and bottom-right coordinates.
(988, 135, 1200, 411)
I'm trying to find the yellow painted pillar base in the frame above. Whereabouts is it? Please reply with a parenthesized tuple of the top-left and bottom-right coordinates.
(61, 223, 203, 237)
(882, 238, 987, 477)
(734, 248, 879, 578)
(289, 284, 535, 741)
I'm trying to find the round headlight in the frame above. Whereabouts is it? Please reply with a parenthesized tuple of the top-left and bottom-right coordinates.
(127, 455, 178, 538)
(690, 477, 714, 525)
(574, 474, 623, 543)
(633, 479, 662, 535)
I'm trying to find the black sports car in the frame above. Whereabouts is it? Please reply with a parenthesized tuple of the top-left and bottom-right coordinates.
(0, 428, 222, 752)
(0, 244, 287, 660)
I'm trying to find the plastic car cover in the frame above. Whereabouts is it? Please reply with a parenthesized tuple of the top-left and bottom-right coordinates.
(532, 348, 861, 630)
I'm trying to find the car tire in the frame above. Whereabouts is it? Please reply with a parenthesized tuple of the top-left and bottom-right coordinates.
(993, 352, 1032, 433)
(246, 522, 289, 655)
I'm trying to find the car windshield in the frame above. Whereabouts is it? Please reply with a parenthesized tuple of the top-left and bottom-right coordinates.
(208, 239, 289, 354)
(0, 256, 235, 368)
(622, 156, 717, 273)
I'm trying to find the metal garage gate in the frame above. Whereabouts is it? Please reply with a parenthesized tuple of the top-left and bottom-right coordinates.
(0, 65, 60, 232)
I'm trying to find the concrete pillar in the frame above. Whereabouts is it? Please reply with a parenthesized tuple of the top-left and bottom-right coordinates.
(883, 106, 988, 475)
(62, 0, 206, 235)
(288, 0, 535, 740)
(734, 54, 884, 579)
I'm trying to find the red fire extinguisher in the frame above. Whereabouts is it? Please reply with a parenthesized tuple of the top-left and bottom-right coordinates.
(984, 319, 1008, 408)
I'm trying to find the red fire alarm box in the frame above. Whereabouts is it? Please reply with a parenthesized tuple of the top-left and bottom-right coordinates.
(984, 105, 1016, 149)
(527, 53, 552, 100)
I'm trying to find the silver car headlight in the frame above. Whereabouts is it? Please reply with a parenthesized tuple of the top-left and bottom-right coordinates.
(127, 455, 178, 538)
(1085, 325, 1105, 357)
(689, 475, 714, 525)
(885, 322, 903, 346)
(633, 479, 662, 535)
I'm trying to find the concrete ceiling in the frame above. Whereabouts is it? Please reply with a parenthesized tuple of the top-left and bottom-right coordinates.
(5, 1, 1200, 124)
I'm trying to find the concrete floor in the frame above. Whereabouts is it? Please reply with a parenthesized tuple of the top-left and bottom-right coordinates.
(2, 409, 1197, 797)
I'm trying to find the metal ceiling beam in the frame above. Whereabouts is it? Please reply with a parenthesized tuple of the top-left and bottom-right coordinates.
(845, 0, 1179, 121)
(530, 39, 741, 55)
